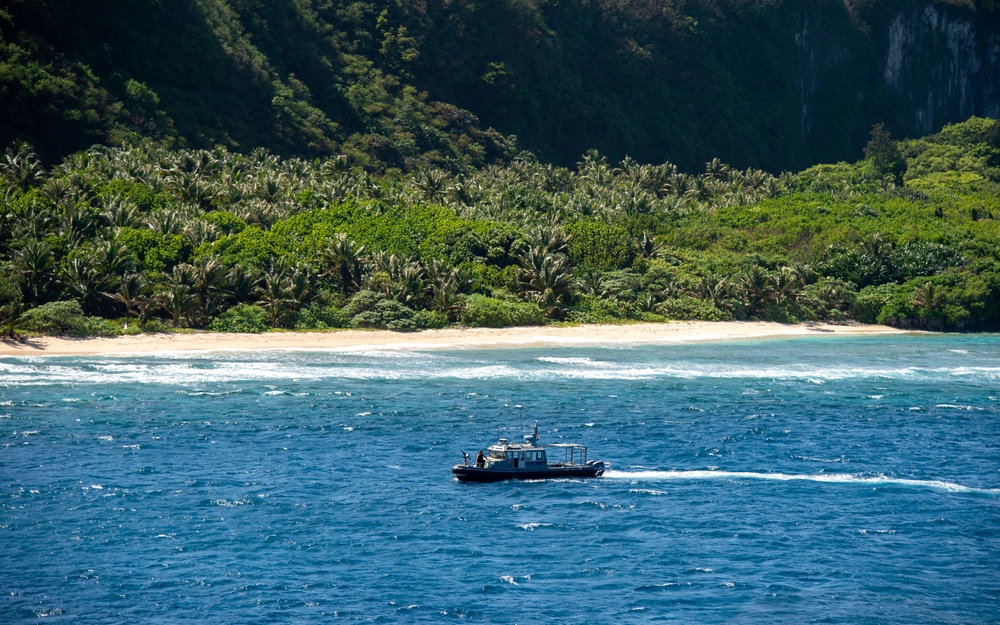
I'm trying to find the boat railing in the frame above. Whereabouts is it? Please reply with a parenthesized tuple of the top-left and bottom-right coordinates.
(547, 443, 588, 466)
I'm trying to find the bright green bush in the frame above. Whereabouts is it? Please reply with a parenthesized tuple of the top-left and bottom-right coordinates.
(208, 304, 271, 333)
(343, 290, 383, 317)
(412, 309, 448, 329)
(566, 221, 635, 271)
(460, 295, 545, 327)
(18, 300, 120, 336)
(117, 228, 189, 272)
(852, 284, 900, 324)
(657, 297, 733, 321)
(293, 304, 350, 330)
(566, 295, 626, 324)
(202, 211, 247, 235)
(350, 299, 420, 330)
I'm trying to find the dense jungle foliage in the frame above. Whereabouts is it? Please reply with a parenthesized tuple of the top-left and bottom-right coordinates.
(3, 0, 999, 173)
(2, 117, 999, 336)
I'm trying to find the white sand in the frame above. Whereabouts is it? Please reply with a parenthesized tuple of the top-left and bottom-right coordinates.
(0, 321, 908, 357)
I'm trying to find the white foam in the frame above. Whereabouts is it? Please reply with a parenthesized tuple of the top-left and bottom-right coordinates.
(2, 353, 999, 386)
(516, 522, 553, 531)
(536, 356, 613, 367)
(604, 470, 999, 494)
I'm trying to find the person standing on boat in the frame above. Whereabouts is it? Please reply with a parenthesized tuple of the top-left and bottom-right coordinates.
(476, 450, 486, 467)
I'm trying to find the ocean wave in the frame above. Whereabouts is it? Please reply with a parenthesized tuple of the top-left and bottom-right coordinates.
(2, 352, 1000, 386)
(536, 356, 614, 367)
(604, 470, 1000, 495)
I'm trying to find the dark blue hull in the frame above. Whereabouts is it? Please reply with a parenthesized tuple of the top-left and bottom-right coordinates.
(452, 462, 606, 482)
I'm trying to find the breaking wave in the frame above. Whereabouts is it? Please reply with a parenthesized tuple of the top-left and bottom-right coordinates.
(2, 353, 999, 386)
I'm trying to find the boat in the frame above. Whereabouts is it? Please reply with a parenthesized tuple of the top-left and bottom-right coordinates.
(452, 423, 607, 482)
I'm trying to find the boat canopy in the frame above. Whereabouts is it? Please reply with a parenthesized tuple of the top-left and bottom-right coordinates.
(547, 443, 589, 465)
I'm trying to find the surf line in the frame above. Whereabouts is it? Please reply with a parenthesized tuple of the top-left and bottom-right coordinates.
(603, 470, 999, 495)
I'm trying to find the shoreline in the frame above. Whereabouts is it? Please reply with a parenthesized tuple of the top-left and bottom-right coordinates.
(0, 321, 909, 357)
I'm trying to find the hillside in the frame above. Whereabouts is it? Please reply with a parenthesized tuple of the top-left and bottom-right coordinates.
(2, 0, 999, 171)
(1, 117, 998, 336)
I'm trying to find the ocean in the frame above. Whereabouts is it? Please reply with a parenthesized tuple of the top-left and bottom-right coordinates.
(2, 334, 998, 623)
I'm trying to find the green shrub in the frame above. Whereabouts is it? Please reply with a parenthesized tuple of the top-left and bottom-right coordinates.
(293, 304, 350, 330)
(202, 211, 247, 235)
(852, 284, 899, 324)
(567, 221, 635, 271)
(343, 290, 383, 317)
(117, 228, 189, 272)
(460, 295, 545, 327)
(79, 316, 122, 337)
(657, 297, 733, 321)
(566, 295, 626, 324)
(412, 309, 448, 329)
(208, 304, 271, 333)
(351, 299, 420, 330)
(19, 300, 120, 336)
(140, 319, 172, 333)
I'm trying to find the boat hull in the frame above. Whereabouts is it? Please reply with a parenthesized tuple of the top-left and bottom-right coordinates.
(452, 462, 606, 482)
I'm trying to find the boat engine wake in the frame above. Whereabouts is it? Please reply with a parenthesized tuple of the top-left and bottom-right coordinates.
(603, 470, 1000, 495)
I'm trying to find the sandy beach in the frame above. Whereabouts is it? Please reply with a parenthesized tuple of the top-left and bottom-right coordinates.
(0, 321, 907, 357)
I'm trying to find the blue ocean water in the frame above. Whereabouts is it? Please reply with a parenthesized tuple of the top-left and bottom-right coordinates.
(2, 334, 999, 623)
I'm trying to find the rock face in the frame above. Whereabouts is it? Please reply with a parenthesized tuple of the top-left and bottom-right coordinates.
(786, 0, 998, 166)
(882, 3, 1000, 136)
(2, 0, 997, 171)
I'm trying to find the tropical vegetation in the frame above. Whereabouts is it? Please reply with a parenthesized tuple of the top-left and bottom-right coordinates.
(2, 117, 998, 336)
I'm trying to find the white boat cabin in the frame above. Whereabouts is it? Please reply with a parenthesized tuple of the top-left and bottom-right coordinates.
(478, 423, 590, 470)
(484, 437, 547, 470)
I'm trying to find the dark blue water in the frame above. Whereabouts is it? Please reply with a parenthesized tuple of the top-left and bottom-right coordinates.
(2, 335, 999, 623)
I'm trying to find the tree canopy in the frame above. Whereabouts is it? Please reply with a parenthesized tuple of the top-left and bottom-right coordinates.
(2, 117, 998, 335)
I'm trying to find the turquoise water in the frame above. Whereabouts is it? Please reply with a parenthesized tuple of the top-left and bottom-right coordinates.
(2, 334, 999, 623)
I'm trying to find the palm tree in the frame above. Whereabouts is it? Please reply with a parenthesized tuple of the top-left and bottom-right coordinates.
(0, 278, 25, 339)
(192, 257, 227, 324)
(156, 265, 198, 327)
(911, 281, 945, 314)
(221, 265, 260, 305)
(634, 232, 663, 259)
(523, 223, 570, 257)
(688, 275, 735, 313)
(13, 240, 58, 305)
(773, 266, 803, 307)
(97, 238, 136, 280)
(425, 260, 469, 319)
(388, 262, 426, 306)
(738, 266, 774, 318)
(1, 142, 44, 197)
(516, 246, 574, 317)
(101, 273, 147, 330)
(575, 270, 608, 298)
(286, 264, 315, 312)
(411, 169, 448, 204)
(320, 233, 366, 294)
(61, 255, 107, 314)
(156, 281, 196, 327)
(256, 268, 295, 327)
(144, 210, 185, 235)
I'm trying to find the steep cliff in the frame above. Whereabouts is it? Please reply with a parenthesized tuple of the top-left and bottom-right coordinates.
(0, 0, 997, 171)
(882, 2, 1000, 135)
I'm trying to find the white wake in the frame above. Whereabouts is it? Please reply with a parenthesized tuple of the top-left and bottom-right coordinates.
(604, 470, 999, 494)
